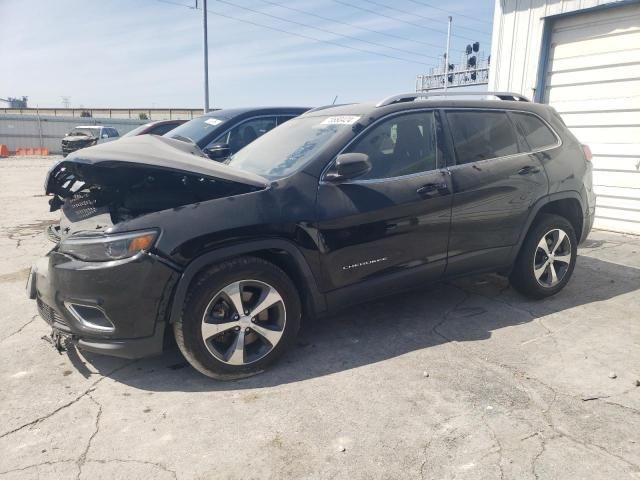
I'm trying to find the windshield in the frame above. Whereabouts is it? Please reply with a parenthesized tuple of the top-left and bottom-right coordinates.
(165, 114, 229, 145)
(122, 123, 152, 137)
(228, 115, 360, 178)
(68, 128, 100, 138)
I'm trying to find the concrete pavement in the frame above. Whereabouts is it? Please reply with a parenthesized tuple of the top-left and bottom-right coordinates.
(1, 156, 639, 479)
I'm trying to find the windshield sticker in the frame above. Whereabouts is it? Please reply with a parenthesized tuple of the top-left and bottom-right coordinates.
(320, 116, 360, 125)
(204, 118, 223, 126)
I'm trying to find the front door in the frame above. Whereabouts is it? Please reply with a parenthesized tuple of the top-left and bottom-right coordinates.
(315, 110, 453, 300)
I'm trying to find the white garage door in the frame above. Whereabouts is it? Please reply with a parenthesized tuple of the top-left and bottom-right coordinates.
(544, 2, 640, 235)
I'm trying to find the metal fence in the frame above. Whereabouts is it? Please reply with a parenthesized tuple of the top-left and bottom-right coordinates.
(0, 114, 148, 154)
(0, 108, 205, 120)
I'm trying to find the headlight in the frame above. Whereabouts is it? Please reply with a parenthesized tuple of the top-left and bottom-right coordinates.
(59, 230, 158, 262)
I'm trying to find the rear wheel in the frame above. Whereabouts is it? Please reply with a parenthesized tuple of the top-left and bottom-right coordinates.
(174, 257, 301, 379)
(510, 214, 577, 299)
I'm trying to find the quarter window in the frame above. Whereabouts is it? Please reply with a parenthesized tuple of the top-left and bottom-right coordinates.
(446, 110, 519, 164)
(512, 112, 557, 150)
(346, 111, 438, 180)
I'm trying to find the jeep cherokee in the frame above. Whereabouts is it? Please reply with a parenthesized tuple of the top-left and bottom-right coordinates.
(28, 92, 595, 379)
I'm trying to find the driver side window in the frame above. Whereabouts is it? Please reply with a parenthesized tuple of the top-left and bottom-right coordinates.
(347, 111, 437, 180)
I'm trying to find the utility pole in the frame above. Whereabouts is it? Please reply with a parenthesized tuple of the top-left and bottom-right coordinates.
(444, 16, 452, 93)
(202, 0, 210, 113)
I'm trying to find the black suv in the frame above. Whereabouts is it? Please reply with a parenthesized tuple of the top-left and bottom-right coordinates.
(29, 92, 595, 379)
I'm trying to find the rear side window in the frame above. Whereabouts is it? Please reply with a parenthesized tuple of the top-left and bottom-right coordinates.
(212, 116, 278, 154)
(512, 112, 557, 150)
(446, 110, 519, 164)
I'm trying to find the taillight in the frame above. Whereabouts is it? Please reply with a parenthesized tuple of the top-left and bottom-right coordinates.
(582, 144, 592, 162)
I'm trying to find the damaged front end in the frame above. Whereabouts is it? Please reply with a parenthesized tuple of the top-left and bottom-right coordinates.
(31, 135, 269, 359)
(45, 135, 268, 240)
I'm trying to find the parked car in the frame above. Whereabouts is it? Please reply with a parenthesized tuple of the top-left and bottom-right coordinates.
(122, 119, 187, 138)
(61, 126, 119, 156)
(165, 107, 309, 161)
(30, 92, 595, 379)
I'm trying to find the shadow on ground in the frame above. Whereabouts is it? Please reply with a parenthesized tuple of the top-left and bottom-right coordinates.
(65, 254, 639, 392)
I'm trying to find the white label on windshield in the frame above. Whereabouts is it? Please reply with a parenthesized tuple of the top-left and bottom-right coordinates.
(205, 118, 223, 126)
(320, 115, 360, 125)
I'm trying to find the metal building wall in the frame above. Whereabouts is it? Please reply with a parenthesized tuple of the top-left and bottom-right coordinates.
(0, 115, 146, 154)
(488, 0, 618, 98)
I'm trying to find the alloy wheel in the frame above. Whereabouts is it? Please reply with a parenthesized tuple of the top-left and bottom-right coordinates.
(201, 280, 286, 365)
(533, 228, 572, 288)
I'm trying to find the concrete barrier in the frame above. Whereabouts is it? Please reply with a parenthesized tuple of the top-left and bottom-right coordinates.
(0, 114, 147, 154)
(16, 147, 49, 156)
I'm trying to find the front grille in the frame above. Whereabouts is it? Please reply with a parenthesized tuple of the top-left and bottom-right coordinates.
(63, 192, 108, 221)
(62, 140, 92, 152)
(37, 298, 68, 327)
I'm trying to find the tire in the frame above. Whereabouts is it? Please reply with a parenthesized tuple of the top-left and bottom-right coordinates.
(174, 256, 301, 380)
(510, 213, 577, 299)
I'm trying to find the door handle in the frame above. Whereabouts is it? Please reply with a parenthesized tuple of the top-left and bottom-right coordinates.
(518, 166, 540, 175)
(417, 183, 449, 196)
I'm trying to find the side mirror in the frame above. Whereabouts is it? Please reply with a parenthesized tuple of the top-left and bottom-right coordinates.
(102, 133, 109, 139)
(325, 153, 371, 182)
(204, 143, 232, 161)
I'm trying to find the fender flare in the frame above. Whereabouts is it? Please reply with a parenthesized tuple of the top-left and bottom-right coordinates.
(167, 239, 326, 324)
(509, 190, 586, 264)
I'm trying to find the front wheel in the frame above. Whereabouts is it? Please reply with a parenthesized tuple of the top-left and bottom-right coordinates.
(510, 213, 577, 299)
(174, 257, 301, 380)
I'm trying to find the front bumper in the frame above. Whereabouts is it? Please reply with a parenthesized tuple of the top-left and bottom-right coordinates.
(61, 141, 94, 155)
(29, 250, 179, 359)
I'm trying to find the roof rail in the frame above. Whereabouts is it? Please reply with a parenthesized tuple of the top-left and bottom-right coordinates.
(375, 91, 530, 108)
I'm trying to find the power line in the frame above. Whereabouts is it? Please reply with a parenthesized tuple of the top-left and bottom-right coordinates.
(367, 0, 491, 36)
(215, 0, 442, 61)
(156, 0, 437, 66)
(405, 0, 494, 26)
(333, 0, 483, 42)
(257, 0, 446, 51)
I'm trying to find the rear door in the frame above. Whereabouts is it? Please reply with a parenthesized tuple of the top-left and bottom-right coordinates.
(444, 109, 548, 274)
(316, 110, 453, 296)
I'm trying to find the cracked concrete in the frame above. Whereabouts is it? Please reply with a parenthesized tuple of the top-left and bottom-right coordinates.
(1, 156, 640, 479)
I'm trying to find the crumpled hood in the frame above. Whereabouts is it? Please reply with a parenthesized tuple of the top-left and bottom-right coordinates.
(47, 134, 268, 195)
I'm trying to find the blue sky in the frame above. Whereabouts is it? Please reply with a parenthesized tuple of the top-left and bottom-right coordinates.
(0, 0, 495, 109)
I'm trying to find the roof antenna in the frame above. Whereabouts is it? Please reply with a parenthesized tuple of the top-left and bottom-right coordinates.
(332, 95, 338, 105)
